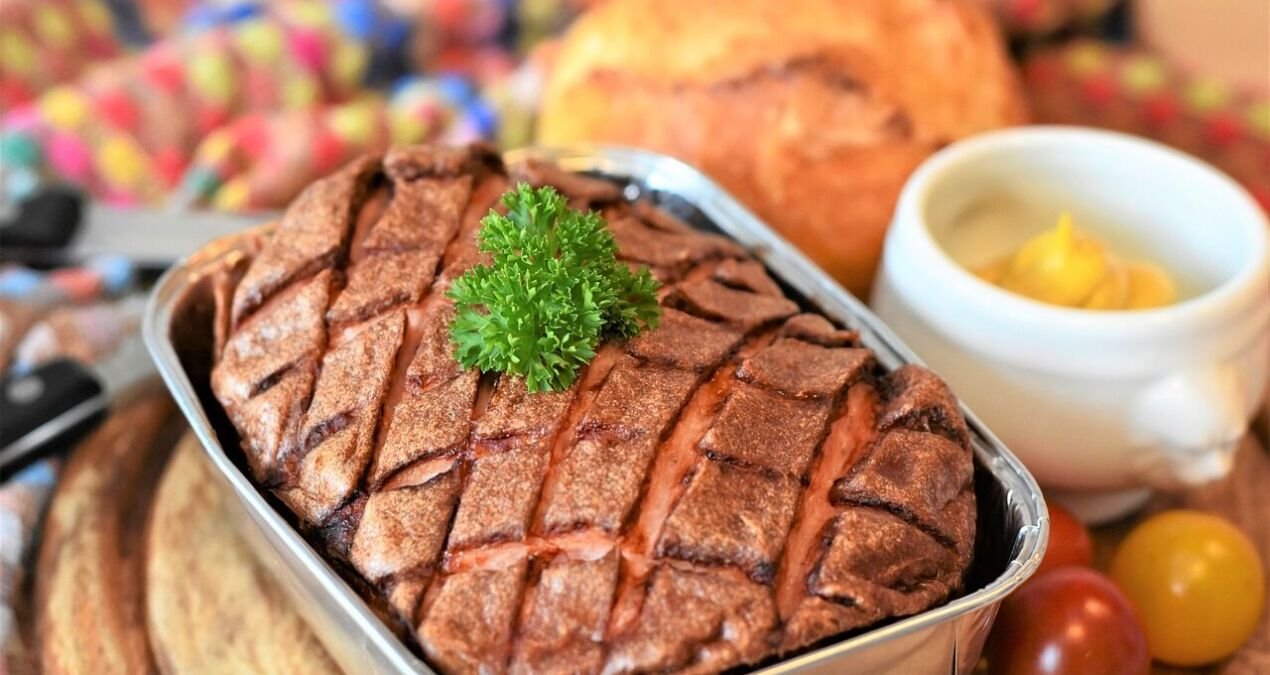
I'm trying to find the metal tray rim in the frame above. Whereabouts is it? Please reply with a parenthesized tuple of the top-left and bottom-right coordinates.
(144, 144, 1048, 674)
(143, 236, 427, 674)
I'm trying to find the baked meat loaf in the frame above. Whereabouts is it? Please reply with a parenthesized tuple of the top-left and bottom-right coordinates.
(210, 144, 977, 674)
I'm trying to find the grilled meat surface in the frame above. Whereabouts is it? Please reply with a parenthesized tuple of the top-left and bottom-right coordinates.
(209, 144, 976, 674)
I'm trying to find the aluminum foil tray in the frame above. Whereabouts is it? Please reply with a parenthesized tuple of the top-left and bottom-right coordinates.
(144, 145, 1047, 674)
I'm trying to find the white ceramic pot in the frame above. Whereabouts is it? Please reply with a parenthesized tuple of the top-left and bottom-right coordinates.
(872, 127, 1270, 524)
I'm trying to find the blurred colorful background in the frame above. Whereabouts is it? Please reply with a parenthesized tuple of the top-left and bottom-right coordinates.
(1, 0, 1265, 215)
(1, 1, 1266, 673)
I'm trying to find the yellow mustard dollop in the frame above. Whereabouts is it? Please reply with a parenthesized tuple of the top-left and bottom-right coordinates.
(976, 213, 1176, 310)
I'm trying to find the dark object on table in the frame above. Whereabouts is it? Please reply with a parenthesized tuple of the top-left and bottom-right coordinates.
(0, 188, 84, 254)
(0, 334, 155, 478)
(0, 188, 266, 269)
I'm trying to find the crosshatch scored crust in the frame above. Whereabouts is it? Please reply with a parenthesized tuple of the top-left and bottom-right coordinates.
(208, 144, 977, 674)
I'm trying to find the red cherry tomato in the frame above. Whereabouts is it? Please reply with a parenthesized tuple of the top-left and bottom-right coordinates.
(986, 567, 1150, 675)
(1037, 501, 1093, 575)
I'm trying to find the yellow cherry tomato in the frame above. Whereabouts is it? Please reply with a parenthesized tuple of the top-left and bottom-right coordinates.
(1109, 510, 1265, 667)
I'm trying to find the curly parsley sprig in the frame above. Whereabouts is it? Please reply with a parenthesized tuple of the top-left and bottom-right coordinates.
(448, 184, 661, 392)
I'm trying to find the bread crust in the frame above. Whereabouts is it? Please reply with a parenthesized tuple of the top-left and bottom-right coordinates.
(209, 146, 980, 674)
(539, 0, 1028, 295)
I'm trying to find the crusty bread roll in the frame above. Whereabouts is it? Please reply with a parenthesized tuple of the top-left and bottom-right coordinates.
(539, 0, 1028, 296)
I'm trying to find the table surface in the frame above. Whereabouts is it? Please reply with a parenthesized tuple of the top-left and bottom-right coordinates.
(26, 397, 1270, 675)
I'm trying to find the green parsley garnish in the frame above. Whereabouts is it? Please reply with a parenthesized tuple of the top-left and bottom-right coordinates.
(448, 183, 661, 392)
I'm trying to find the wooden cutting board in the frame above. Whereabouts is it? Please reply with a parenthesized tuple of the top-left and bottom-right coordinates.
(145, 435, 340, 675)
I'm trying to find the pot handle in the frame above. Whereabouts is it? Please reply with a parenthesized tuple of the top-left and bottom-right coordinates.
(1129, 364, 1248, 489)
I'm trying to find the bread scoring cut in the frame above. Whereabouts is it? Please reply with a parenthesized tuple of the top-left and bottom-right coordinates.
(210, 144, 977, 674)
